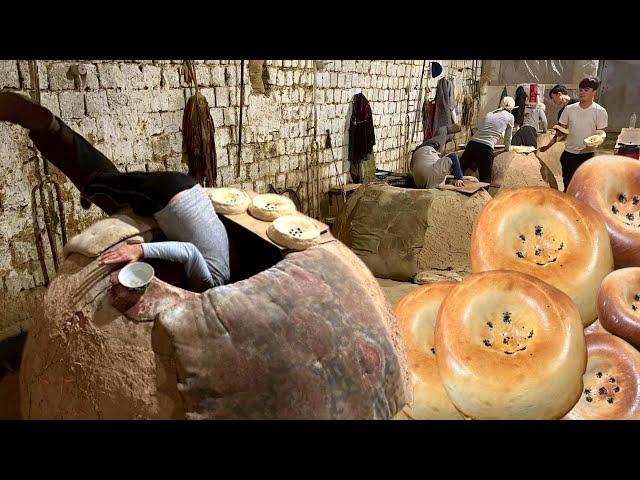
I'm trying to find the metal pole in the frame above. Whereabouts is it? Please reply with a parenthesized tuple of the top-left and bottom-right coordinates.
(237, 60, 245, 179)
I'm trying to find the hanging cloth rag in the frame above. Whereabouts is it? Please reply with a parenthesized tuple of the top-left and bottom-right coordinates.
(431, 77, 454, 138)
(461, 95, 474, 127)
(513, 85, 527, 127)
(348, 93, 376, 182)
(423, 99, 436, 141)
(499, 86, 508, 108)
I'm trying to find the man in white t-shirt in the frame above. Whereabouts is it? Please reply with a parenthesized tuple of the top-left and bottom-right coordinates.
(556, 77, 608, 190)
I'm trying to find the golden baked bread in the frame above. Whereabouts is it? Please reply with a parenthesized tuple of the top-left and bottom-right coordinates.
(584, 319, 606, 335)
(470, 187, 614, 326)
(597, 267, 640, 348)
(567, 155, 640, 267)
(563, 332, 640, 420)
(394, 282, 463, 420)
(435, 270, 587, 419)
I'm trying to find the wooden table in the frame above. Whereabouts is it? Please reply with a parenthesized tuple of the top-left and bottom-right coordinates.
(615, 128, 640, 151)
(328, 183, 361, 219)
(220, 190, 333, 251)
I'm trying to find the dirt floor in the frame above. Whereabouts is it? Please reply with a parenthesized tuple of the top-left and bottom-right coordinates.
(376, 278, 420, 309)
(0, 333, 25, 419)
(0, 373, 20, 419)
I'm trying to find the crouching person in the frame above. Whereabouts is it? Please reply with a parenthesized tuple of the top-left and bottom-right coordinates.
(411, 124, 465, 188)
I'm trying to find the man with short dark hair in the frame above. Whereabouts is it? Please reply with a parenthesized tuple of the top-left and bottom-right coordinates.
(549, 84, 579, 123)
(555, 77, 608, 190)
(539, 85, 580, 154)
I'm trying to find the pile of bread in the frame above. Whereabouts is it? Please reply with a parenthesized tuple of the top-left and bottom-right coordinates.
(205, 187, 321, 251)
(395, 155, 640, 420)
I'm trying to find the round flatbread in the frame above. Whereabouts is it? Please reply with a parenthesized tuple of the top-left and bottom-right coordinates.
(266, 214, 320, 250)
(567, 155, 640, 267)
(597, 267, 640, 348)
(435, 270, 587, 419)
(204, 187, 251, 215)
(470, 187, 614, 326)
(393, 282, 463, 420)
(248, 193, 297, 221)
(563, 332, 640, 420)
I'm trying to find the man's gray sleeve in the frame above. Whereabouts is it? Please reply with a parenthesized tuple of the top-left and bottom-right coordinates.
(141, 241, 215, 291)
(540, 110, 548, 132)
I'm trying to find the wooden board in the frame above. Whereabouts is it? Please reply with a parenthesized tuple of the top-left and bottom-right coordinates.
(458, 144, 505, 150)
(439, 180, 490, 194)
(329, 183, 361, 194)
(221, 190, 332, 251)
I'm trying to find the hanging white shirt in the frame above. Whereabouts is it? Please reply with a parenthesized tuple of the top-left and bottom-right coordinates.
(559, 101, 608, 154)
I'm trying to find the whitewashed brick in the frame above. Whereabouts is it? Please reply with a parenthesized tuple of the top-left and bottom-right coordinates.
(97, 63, 124, 89)
(121, 64, 144, 89)
(215, 127, 231, 148)
(46, 62, 74, 90)
(40, 92, 60, 117)
(59, 91, 86, 118)
(196, 64, 211, 86)
(142, 65, 162, 89)
(161, 111, 182, 133)
(209, 107, 224, 126)
(199, 87, 216, 107)
(215, 87, 229, 107)
(161, 66, 180, 88)
(166, 89, 185, 111)
(210, 66, 225, 87)
(84, 90, 109, 117)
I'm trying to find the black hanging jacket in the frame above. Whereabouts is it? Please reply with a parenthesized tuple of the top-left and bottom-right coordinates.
(348, 93, 376, 163)
(513, 86, 527, 127)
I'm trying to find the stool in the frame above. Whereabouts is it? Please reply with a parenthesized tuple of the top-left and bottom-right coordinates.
(327, 183, 361, 221)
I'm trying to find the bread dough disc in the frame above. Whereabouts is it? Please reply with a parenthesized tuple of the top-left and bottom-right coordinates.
(205, 187, 251, 215)
(435, 270, 587, 419)
(470, 186, 614, 326)
(248, 193, 297, 221)
(266, 214, 320, 250)
(584, 135, 604, 147)
(393, 281, 463, 420)
(567, 155, 640, 268)
(563, 332, 640, 420)
(553, 125, 569, 135)
(509, 145, 536, 154)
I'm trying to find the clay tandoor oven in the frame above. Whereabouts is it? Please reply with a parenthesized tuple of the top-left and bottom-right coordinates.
(19, 211, 411, 419)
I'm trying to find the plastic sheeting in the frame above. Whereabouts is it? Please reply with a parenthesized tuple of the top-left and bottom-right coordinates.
(488, 60, 599, 86)
(498, 60, 573, 84)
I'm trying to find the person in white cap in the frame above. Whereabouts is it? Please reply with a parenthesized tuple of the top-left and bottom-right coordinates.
(460, 96, 517, 183)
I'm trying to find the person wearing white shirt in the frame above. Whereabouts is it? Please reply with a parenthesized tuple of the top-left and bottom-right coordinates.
(460, 96, 516, 183)
(556, 77, 608, 190)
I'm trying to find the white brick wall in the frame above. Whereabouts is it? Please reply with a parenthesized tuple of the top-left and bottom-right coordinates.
(0, 58, 480, 340)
